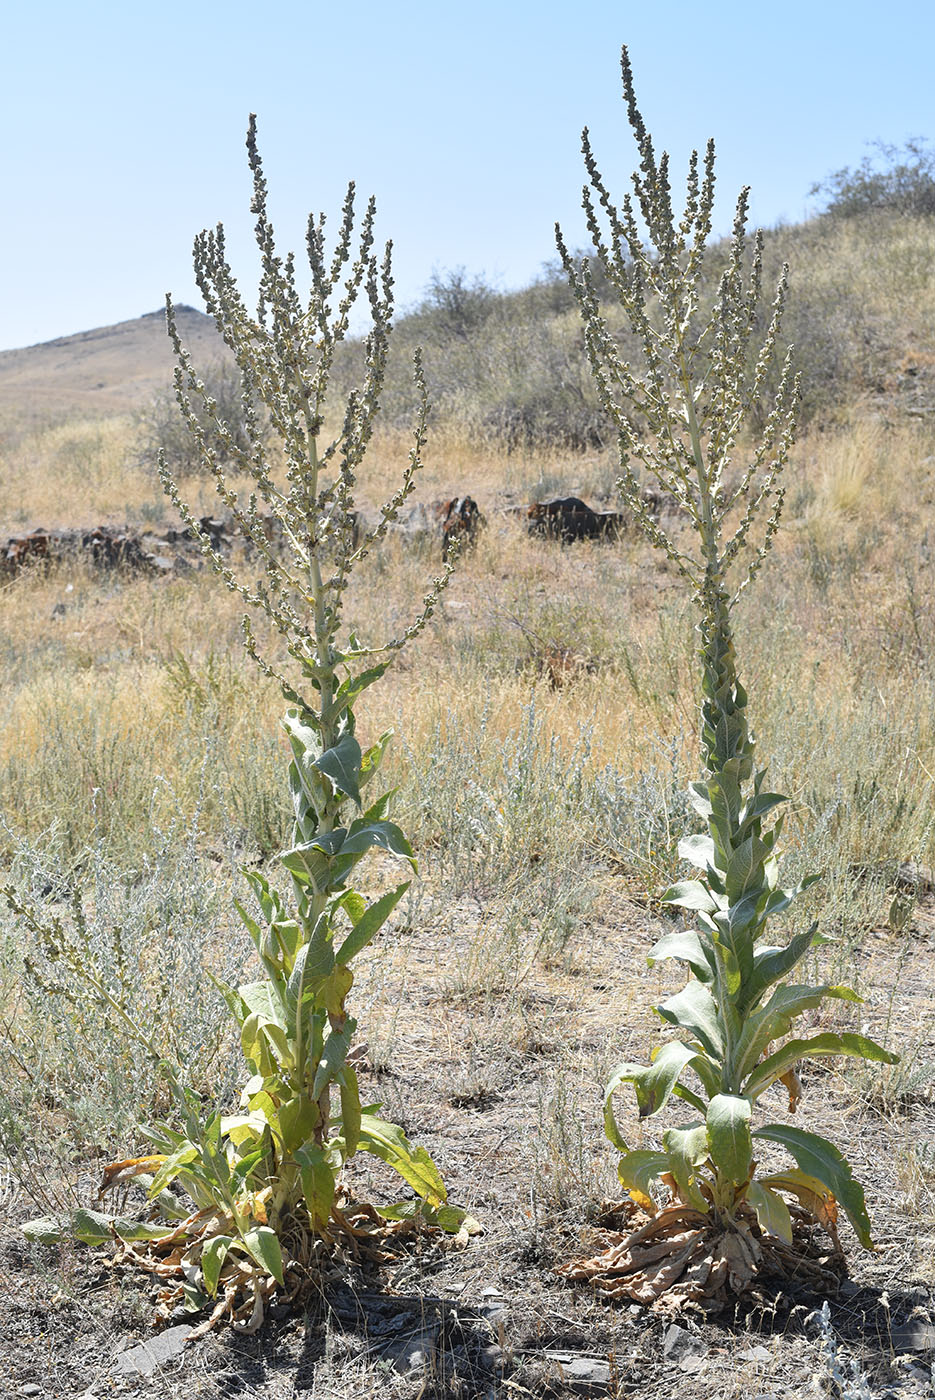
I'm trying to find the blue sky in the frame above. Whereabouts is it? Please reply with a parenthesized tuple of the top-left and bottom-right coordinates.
(3, 0, 933, 351)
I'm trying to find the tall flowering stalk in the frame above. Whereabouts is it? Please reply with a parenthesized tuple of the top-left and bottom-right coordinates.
(557, 49, 896, 1303)
(22, 117, 464, 1334)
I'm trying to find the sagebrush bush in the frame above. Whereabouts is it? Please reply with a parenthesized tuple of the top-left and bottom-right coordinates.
(811, 138, 935, 219)
(136, 355, 268, 476)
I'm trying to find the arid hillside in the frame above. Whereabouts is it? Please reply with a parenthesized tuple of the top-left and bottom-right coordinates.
(0, 305, 224, 426)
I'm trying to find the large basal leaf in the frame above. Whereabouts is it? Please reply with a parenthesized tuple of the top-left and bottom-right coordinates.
(338, 1065, 362, 1157)
(661, 1122, 710, 1211)
(358, 1111, 446, 1207)
(743, 1031, 898, 1103)
(277, 1094, 319, 1153)
(706, 1094, 752, 1186)
(745, 1180, 793, 1244)
(753, 1123, 874, 1247)
(759, 1167, 839, 1236)
(201, 1234, 234, 1296)
(240, 1225, 285, 1285)
(69, 1208, 179, 1247)
(296, 1143, 337, 1231)
(616, 1149, 669, 1212)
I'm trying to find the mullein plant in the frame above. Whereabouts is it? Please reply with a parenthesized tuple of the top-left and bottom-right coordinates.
(21, 118, 468, 1333)
(555, 49, 897, 1303)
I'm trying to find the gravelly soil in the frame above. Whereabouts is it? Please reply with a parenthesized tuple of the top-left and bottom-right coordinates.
(3, 889, 935, 1399)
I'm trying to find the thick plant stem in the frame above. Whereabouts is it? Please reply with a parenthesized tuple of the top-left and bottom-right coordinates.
(699, 585, 752, 785)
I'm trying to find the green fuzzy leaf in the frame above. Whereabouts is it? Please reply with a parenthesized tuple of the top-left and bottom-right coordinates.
(657, 980, 723, 1060)
(358, 1112, 446, 1206)
(605, 1040, 702, 1124)
(661, 880, 719, 913)
(617, 1149, 669, 1211)
(232, 898, 263, 951)
(753, 1123, 874, 1247)
(71, 1209, 178, 1247)
(746, 1181, 793, 1244)
(241, 869, 279, 923)
(336, 882, 409, 966)
(341, 819, 415, 867)
(339, 1066, 362, 1157)
(296, 1143, 337, 1231)
(280, 832, 346, 890)
(22, 1217, 64, 1245)
(724, 836, 768, 902)
(240, 1225, 285, 1285)
(648, 929, 714, 982)
(238, 980, 289, 1031)
(735, 983, 862, 1082)
(740, 923, 822, 1011)
(147, 1144, 199, 1198)
(360, 790, 393, 823)
(743, 1031, 898, 1103)
(710, 769, 741, 827)
(201, 1234, 234, 1296)
(314, 735, 363, 808)
(677, 833, 716, 869)
(278, 1094, 319, 1153)
(360, 731, 393, 787)
(335, 662, 390, 713)
(209, 971, 250, 1027)
(662, 1122, 710, 1211)
(706, 1094, 752, 1186)
(286, 936, 335, 1007)
(231, 1146, 267, 1195)
(311, 1020, 356, 1099)
(737, 790, 787, 834)
(688, 781, 713, 820)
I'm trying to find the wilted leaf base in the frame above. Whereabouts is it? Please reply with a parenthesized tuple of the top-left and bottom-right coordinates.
(93, 1192, 475, 1339)
(558, 1199, 844, 1311)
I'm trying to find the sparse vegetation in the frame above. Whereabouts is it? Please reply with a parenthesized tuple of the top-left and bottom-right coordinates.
(1, 50, 935, 1400)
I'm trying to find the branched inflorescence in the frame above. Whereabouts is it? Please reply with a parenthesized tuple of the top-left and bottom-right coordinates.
(556, 50, 797, 642)
(159, 115, 454, 720)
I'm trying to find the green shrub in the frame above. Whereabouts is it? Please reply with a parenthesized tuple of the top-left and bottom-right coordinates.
(811, 138, 935, 219)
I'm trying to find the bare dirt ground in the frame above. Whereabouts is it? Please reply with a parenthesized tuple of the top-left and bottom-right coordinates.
(3, 887, 935, 1400)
